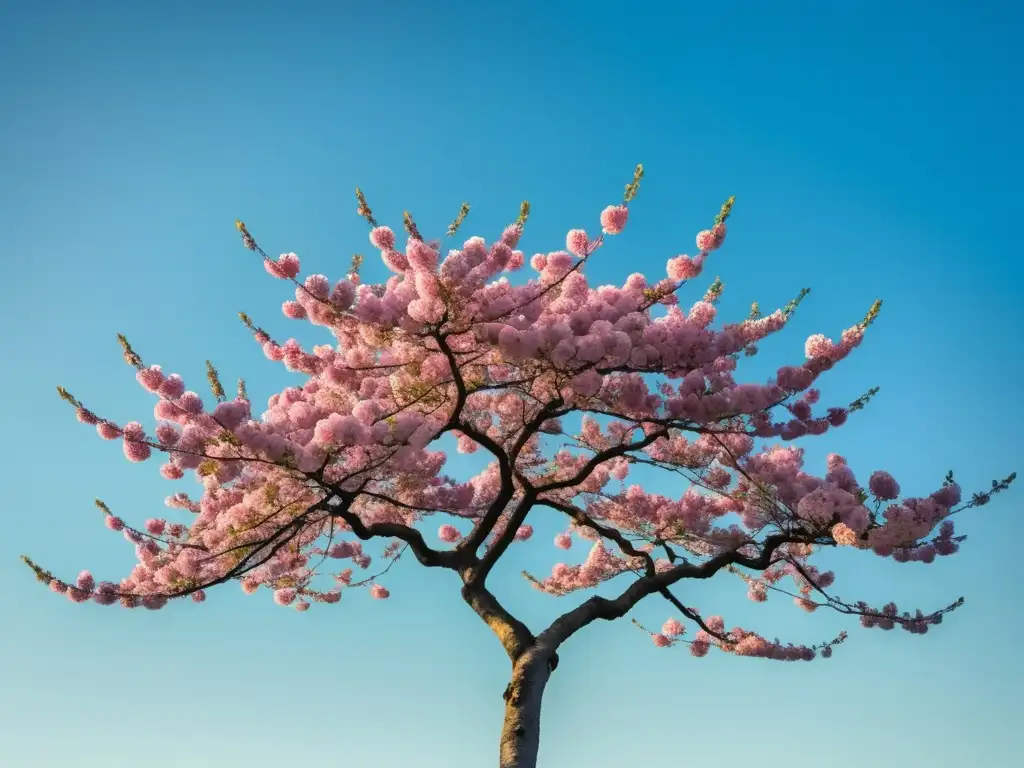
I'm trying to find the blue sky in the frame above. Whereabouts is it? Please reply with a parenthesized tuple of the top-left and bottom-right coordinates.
(1, 1, 1021, 766)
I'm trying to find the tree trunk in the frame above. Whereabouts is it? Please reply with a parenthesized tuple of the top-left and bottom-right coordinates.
(499, 648, 554, 768)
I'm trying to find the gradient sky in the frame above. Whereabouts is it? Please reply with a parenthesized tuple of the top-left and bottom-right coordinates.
(2, 2, 1022, 766)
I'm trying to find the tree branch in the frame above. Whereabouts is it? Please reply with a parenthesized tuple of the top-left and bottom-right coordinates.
(537, 531, 806, 649)
(323, 496, 461, 570)
(461, 579, 536, 661)
(471, 428, 671, 587)
(539, 499, 657, 577)
(535, 428, 667, 495)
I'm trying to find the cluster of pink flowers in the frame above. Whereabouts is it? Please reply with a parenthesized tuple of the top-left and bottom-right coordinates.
(647, 613, 845, 661)
(30, 170, 1011, 668)
(532, 541, 646, 596)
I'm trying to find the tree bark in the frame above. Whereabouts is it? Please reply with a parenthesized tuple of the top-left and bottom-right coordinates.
(499, 648, 555, 768)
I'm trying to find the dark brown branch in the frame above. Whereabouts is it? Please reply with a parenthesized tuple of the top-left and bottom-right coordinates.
(537, 531, 807, 649)
(107, 513, 311, 603)
(467, 402, 572, 584)
(535, 428, 668, 495)
(539, 499, 657, 577)
(657, 585, 733, 643)
(541, 499, 756, 644)
(428, 331, 520, 562)
(472, 428, 672, 587)
(348, 543, 410, 587)
(324, 496, 461, 570)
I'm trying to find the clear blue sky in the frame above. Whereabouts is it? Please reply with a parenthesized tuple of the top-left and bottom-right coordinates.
(1, 1, 1021, 766)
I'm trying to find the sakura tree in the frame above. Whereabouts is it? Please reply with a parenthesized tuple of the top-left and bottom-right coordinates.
(24, 165, 1014, 768)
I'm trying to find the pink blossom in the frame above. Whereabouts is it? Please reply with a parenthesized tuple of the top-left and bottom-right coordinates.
(123, 439, 151, 462)
(804, 334, 833, 360)
(303, 274, 330, 300)
(155, 423, 179, 445)
(514, 525, 534, 541)
(506, 250, 524, 270)
(122, 422, 145, 441)
(662, 618, 685, 636)
(177, 392, 204, 414)
(328, 542, 357, 559)
(695, 223, 726, 251)
(456, 434, 478, 453)
(933, 483, 962, 507)
(795, 598, 818, 613)
(331, 280, 356, 309)
(600, 205, 629, 235)
(266, 253, 300, 279)
(160, 463, 184, 480)
(869, 471, 900, 500)
(370, 226, 396, 250)
(75, 407, 100, 425)
(67, 587, 91, 603)
(832, 523, 859, 546)
(94, 584, 118, 605)
(136, 366, 165, 393)
(96, 422, 121, 440)
(76, 571, 95, 591)
(282, 301, 307, 319)
(159, 374, 186, 398)
(566, 229, 590, 257)
(501, 224, 523, 248)
(370, 584, 390, 600)
(438, 524, 461, 543)
(652, 633, 671, 647)
(667, 255, 703, 281)
(826, 407, 848, 426)
(274, 588, 297, 606)
(688, 301, 716, 327)
(407, 240, 438, 271)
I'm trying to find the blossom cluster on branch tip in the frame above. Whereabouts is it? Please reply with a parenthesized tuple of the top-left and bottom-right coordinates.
(643, 613, 848, 662)
(28, 166, 1013, 667)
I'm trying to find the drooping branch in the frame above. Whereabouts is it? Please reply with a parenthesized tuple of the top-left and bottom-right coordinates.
(322, 495, 463, 570)
(539, 499, 657, 577)
(734, 560, 967, 631)
(657, 584, 733, 644)
(28, 509, 314, 604)
(538, 531, 804, 649)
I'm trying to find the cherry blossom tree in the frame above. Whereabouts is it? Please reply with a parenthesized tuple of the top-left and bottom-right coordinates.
(24, 165, 1014, 768)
